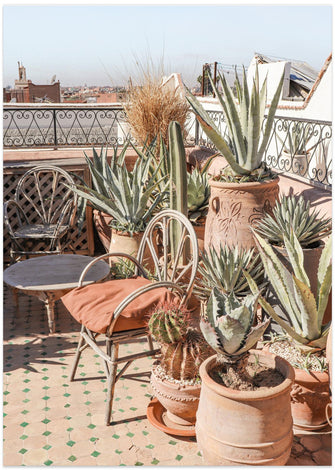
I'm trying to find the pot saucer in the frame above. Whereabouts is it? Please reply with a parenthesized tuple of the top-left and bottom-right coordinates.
(147, 398, 196, 437)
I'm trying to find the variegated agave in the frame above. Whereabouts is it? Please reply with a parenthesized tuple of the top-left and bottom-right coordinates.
(200, 287, 270, 364)
(246, 231, 332, 353)
(68, 141, 166, 235)
(185, 64, 284, 180)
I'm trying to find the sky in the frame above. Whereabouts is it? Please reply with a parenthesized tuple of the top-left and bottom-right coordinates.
(2, 3, 333, 88)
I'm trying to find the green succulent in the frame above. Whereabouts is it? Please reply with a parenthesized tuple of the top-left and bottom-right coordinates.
(194, 245, 264, 301)
(246, 231, 332, 353)
(200, 287, 270, 363)
(255, 194, 332, 248)
(185, 64, 284, 180)
(187, 167, 210, 223)
(68, 141, 166, 235)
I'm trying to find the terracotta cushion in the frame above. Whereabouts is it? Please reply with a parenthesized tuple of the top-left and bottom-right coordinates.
(61, 276, 171, 334)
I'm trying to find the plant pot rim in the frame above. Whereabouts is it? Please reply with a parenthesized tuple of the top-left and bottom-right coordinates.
(111, 228, 145, 237)
(293, 366, 329, 383)
(272, 240, 325, 252)
(199, 350, 294, 401)
(151, 364, 201, 391)
(209, 176, 279, 190)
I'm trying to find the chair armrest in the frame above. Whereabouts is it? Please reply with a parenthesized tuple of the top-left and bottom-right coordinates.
(108, 281, 185, 335)
(78, 252, 147, 287)
(3, 200, 29, 236)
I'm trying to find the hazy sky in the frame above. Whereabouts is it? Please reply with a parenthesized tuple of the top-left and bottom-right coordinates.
(2, 4, 332, 88)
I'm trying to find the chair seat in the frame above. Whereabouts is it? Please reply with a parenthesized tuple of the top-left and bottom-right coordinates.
(61, 276, 171, 334)
(13, 224, 69, 240)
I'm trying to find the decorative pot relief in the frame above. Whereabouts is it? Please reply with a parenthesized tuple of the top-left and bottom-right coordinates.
(204, 179, 279, 252)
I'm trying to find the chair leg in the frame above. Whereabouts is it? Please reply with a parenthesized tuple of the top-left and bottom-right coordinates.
(105, 342, 119, 426)
(70, 326, 86, 381)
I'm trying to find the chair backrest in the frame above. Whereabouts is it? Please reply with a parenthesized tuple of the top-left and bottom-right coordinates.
(14, 165, 77, 226)
(137, 209, 199, 304)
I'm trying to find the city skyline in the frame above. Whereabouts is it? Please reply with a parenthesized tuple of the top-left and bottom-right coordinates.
(3, 4, 332, 88)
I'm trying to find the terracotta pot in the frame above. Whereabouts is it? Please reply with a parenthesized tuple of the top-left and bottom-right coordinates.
(283, 150, 309, 177)
(204, 177, 279, 252)
(193, 223, 205, 253)
(196, 350, 294, 466)
(93, 210, 113, 252)
(110, 229, 143, 258)
(291, 367, 331, 430)
(326, 325, 332, 388)
(150, 366, 201, 426)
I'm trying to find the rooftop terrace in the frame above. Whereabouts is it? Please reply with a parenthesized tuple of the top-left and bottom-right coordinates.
(3, 286, 332, 466)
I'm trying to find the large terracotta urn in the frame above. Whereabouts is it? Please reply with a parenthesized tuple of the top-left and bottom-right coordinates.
(204, 177, 279, 252)
(196, 350, 294, 466)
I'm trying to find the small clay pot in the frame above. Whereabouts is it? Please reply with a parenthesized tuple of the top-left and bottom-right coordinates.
(291, 367, 331, 430)
(150, 366, 201, 426)
(110, 229, 143, 258)
(193, 222, 205, 253)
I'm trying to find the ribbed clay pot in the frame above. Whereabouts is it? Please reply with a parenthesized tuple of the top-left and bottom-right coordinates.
(291, 367, 331, 431)
(93, 210, 113, 252)
(196, 350, 294, 466)
(150, 366, 201, 425)
(204, 177, 279, 252)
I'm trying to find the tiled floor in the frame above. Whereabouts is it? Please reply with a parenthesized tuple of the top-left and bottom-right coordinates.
(3, 284, 332, 466)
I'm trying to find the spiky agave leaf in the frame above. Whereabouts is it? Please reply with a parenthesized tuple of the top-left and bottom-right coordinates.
(200, 288, 267, 361)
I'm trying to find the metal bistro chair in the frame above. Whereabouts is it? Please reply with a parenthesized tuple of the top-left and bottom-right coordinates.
(4, 165, 78, 262)
(62, 210, 199, 425)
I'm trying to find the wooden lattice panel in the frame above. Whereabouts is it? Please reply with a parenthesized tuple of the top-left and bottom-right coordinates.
(3, 158, 94, 261)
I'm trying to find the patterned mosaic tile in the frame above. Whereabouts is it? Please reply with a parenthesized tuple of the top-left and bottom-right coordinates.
(3, 284, 332, 466)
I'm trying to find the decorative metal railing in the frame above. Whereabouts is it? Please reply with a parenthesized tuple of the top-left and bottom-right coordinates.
(3, 104, 332, 188)
(3, 104, 130, 148)
(192, 111, 332, 188)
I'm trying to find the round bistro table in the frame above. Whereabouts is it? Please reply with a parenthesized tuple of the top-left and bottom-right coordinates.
(4, 254, 110, 333)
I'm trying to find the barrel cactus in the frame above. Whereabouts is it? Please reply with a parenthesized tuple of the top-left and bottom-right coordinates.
(148, 302, 212, 381)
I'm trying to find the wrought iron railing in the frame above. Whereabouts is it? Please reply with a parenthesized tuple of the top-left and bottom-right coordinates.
(192, 111, 332, 188)
(3, 104, 332, 188)
(3, 104, 130, 148)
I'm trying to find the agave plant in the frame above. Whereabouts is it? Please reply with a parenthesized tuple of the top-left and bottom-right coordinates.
(200, 288, 270, 380)
(246, 231, 332, 352)
(185, 64, 284, 180)
(278, 121, 317, 156)
(148, 302, 212, 381)
(255, 194, 332, 248)
(194, 245, 264, 301)
(69, 141, 166, 235)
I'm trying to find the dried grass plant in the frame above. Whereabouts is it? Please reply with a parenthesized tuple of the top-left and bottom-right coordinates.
(124, 65, 189, 150)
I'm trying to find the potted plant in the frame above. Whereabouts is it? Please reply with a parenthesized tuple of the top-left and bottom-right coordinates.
(185, 65, 284, 252)
(255, 194, 332, 322)
(147, 301, 213, 429)
(277, 121, 317, 176)
(196, 288, 294, 465)
(70, 141, 166, 256)
(246, 231, 332, 430)
(193, 244, 264, 303)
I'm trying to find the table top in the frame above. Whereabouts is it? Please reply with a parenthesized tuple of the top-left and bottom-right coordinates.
(3, 255, 110, 291)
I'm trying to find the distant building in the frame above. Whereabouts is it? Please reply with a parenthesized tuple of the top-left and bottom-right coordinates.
(3, 62, 61, 103)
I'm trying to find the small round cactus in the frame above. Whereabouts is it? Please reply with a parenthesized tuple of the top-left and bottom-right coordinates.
(148, 302, 213, 381)
(147, 302, 189, 344)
